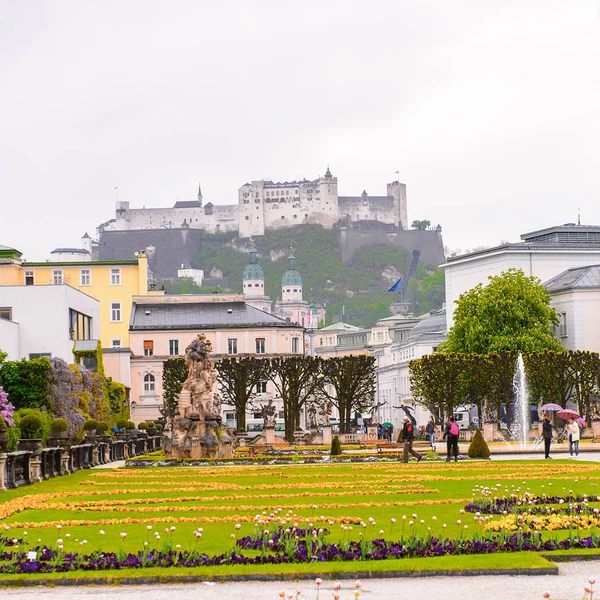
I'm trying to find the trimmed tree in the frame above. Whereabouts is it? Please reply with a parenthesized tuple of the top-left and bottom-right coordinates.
(315, 356, 376, 434)
(162, 358, 187, 424)
(467, 428, 490, 459)
(215, 356, 271, 432)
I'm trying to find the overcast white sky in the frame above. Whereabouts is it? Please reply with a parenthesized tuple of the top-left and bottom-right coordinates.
(1, 0, 598, 260)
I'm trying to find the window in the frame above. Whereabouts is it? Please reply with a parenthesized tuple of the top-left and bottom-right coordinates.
(29, 353, 52, 359)
(0, 307, 11, 321)
(256, 380, 267, 394)
(52, 270, 63, 285)
(111, 339, 122, 348)
(110, 302, 122, 322)
(143, 373, 155, 394)
(143, 340, 154, 356)
(291, 337, 300, 353)
(560, 312, 568, 338)
(169, 339, 179, 356)
(80, 269, 91, 286)
(255, 338, 266, 354)
(253, 412, 262, 419)
(69, 308, 92, 341)
(25, 271, 34, 285)
(319, 337, 323, 346)
(110, 268, 121, 285)
(227, 338, 238, 355)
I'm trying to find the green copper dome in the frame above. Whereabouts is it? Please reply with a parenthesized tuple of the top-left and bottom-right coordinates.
(282, 252, 302, 286)
(243, 241, 264, 280)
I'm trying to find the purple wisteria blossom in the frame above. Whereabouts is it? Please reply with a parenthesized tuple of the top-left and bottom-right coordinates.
(0, 385, 15, 427)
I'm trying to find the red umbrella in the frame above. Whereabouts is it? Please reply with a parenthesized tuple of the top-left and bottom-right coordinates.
(557, 409, 580, 420)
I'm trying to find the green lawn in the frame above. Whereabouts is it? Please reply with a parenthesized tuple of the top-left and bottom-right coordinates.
(0, 459, 599, 583)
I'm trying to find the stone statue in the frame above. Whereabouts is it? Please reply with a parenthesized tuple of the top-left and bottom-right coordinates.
(163, 334, 234, 459)
(307, 404, 318, 429)
(320, 399, 332, 423)
(260, 397, 277, 428)
(369, 400, 387, 421)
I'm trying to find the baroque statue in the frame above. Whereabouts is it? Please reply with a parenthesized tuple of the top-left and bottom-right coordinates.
(163, 334, 234, 459)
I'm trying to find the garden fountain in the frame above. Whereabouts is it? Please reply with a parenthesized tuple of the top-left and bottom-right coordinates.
(163, 334, 234, 459)
(512, 352, 530, 450)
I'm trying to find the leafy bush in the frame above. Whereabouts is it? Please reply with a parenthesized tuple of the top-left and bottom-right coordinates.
(330, 435, 342, 456)
(83, 419, 98, 433)
(155, 423, 164, 432)
(0, 415, 6, 433)
(126, 421, 136, 430)
(0, 358, 51, 410)
(19, 413, 43, 439)
(95, 421, 110, 434)
(50, 418, 69, 434)
(137, 422, 148, 430)
(14, 408, 51, 444)
(467, 428, 491, 459)
(116, 419, 129, 430)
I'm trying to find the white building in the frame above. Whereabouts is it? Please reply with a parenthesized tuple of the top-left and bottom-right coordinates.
(544, 265, 600, 354)
(375, 309, 447, 430)
(0, 284, 100, 362)
(177, 264, 204, 286)
(99, 168, 408, 239)
(441, 224, 600, 328)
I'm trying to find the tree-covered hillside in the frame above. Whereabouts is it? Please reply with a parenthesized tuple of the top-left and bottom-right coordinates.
(166, 225, 444, 327)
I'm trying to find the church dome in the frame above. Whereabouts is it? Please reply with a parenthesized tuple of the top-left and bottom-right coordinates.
(243, 240, 264, 280)
(282, 251, 302, 286)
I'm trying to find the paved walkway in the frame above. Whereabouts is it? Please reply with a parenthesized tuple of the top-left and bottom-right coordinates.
(2, 560, 598, 600)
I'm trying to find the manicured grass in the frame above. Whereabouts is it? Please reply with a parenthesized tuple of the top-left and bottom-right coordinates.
(0, 459, 599, 582)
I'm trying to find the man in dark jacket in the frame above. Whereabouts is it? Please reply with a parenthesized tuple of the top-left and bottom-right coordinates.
(442, 416, 460, 462)
(402, 417, 423, 463)
(542, 413, 553, 459)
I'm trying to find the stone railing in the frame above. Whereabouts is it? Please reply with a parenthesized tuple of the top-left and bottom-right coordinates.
(0, 435, 162, 491)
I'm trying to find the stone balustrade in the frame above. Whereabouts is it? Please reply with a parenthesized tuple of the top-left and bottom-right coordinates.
(0, 435, 162, 491)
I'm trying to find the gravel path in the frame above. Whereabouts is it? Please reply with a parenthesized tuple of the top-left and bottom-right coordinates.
(1, 561, 599, 600)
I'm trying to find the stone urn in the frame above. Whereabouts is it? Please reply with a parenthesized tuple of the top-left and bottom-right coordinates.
(17, 438, 43, 456)
(147, 427, 158, 436)
(48, 435, 72, 449)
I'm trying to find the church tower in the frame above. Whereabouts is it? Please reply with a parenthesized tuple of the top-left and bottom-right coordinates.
(242, 239, 272, 313)
(281, 249, 303, 303)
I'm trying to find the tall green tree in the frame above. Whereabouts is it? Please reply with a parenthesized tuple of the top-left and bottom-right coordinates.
(486, 351, 517, 429)
(216, 356, 271, 432)
(315, 356, 376, 433)
(268, 356, 320, 442)
(441, 268, 561, 354)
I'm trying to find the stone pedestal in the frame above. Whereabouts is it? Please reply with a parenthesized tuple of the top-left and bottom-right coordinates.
(264, 427, 275, 445)
(322, 425, 332, 446)
(483, 423, 495, 443)
(236, 432, 250, 447)
(30, 457, 42, 483)
(0, 454, 7, 490)
(366, 425, 378, 442)
(592, 421, 600, 440)
(60, 450, 70, 475)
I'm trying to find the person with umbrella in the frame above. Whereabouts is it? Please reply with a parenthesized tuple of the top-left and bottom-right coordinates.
(542, 413, 553, 459)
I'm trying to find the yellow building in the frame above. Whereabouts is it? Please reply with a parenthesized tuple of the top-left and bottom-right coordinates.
(0, 245, 162, 385)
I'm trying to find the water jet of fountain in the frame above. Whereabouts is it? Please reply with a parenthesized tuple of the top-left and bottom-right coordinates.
(513, 352, 530, 450)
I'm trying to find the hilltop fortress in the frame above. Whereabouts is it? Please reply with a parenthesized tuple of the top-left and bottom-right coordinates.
(98, 168, 408, 238)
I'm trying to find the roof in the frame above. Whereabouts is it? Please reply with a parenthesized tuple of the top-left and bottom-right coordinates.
(282, 269, 302, 285)
(130, 301, 301, 331)
(318, 322, 361, 332)
(243, 264, 264, 279)
(50, 248, 90, 254)
(409, 309, 447, 337)
(73, 340, 100, 351)
(173, 200, 201, 209)
(544, 265, 600, 292)
(521, 224, 600, 242)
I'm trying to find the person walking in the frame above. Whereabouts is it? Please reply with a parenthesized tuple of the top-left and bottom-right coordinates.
(402, 416, 423, 463)
(425, 416, 437, 452)
(542, 413, 553, 459)
(566, 417, 580, 457)
(443, 416, 459, 462)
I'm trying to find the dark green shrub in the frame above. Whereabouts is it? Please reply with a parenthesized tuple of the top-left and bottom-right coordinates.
(330, 435, 342, 456)
(95, 421, 110, 434)
(155, 423, 164, 432)
(137, 422, 148, 430)
(126, 421, 136, 430)
(14, 408, 51, 445)
(116, 419, 129, 430)
(50, 418, 69, 434)
(83, 419, 98, 433)
(20, 414, 43, 439)
(467, 428, 491, 459)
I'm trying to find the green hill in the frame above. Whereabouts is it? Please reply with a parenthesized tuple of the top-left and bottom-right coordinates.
(166, 225, 444, 327)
